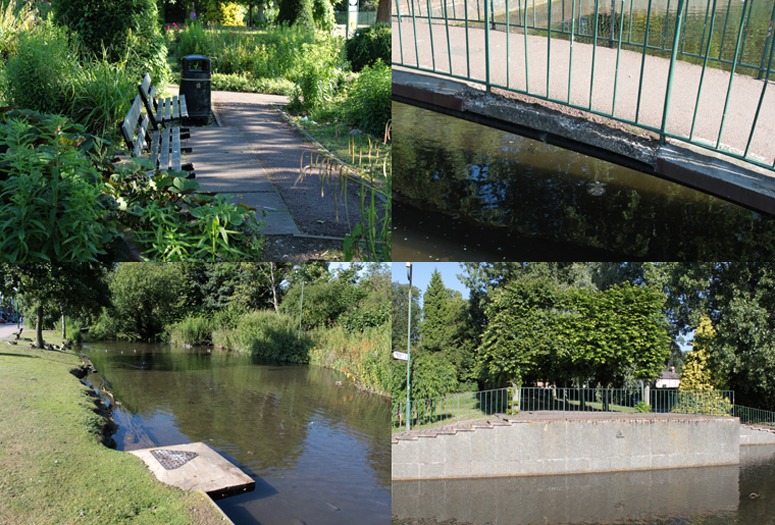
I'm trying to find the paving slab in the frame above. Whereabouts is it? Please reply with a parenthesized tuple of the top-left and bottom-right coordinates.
(129, 442, 255, 498)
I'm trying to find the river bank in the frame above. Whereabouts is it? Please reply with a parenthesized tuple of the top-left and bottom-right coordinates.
(0, 331, 226, 525)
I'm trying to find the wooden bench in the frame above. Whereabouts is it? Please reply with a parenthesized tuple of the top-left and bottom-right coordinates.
(138, 73, 189, 131)
(120, 95, 195, 177)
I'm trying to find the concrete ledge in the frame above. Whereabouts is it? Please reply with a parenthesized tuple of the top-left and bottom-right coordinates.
(393, 69, 775, 216)
(740, 425, 775, 446)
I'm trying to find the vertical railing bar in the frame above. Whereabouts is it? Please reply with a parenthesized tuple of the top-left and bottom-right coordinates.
(427, 0, 437, 70)
(690, 0, 718, 140)
(698, 0, 712, 58)
(679, 0, 690, 54)
(744, 6, 775, 157)
(452, 0, 457, 20)
(465, 0, 472, 78)
(507, 0, 512, 88)
(758, 3, 775, 80)
(568, 0, 576, 102)
(444, 0, 453, 73)
(485, 0, 491, 89)
(411, 0, 421, 68)
(396, 0, 405, 65)
(635, 0, 653, 123)
(628, 0, 634, 44)
(524, 0, 530, 91)
(611, 0, 626, 115)
(660, 0, 687, 143)
(719, 0, 733, 61)
(715, 0, 750, 149)
(547, 0, 553, 97)
(588, 0, 600, 109)
(738, 0, 756, 65)
(663, 0, 671, 51)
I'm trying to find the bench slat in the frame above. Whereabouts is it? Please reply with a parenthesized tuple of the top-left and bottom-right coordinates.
(171, 95, 179, 120)
(179, 95, 189, 119)
(171, 127, 181, 171)
(134, 114, 150, 158)
(159, 128, 171, 170)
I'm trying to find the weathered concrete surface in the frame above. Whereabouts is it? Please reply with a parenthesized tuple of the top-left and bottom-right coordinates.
(393, 70, 775, 215)
(740, 425, 775, 446)
(392, 412, 740, 480)
(393, 463, 740, 524)
(129, 442, 255, 498)
(393, 19, 775, 165)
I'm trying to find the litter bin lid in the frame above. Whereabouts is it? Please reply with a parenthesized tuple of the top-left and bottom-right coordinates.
(183, 54, 210, 61)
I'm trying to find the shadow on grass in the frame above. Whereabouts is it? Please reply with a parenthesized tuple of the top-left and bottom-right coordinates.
(0, 352, 39, 359)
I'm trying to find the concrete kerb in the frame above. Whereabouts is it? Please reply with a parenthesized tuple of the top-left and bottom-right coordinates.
(393, 69, 775, 216)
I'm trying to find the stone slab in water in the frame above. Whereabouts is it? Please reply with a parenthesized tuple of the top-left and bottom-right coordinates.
(130, 442, 255, 498)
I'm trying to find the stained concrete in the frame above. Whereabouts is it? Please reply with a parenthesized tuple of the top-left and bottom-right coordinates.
(392, 412, 740, 480)
(740, 425, 775, 446)
(129, 442, 255, 499)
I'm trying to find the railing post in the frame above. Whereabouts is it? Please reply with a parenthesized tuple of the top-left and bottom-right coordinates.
(484, 0, 492, 92)
(659, 0, 686, 144)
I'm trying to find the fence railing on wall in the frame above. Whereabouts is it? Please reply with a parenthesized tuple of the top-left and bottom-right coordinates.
(393, 0, 775, 171)
(392, 386, 736, 431)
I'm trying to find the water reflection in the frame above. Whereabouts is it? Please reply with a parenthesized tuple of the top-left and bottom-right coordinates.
(393, 102, 775, 260)
(392, 445, 775, 525)
(85, 342, 391, 525)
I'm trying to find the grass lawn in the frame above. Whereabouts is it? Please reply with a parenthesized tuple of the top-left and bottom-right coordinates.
(0, 332, 226, 525)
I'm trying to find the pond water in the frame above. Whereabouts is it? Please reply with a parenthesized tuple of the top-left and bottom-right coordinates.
(83, 342, 391, 525)
(393, 444, 775, 524)
(393, 102, 775, 260)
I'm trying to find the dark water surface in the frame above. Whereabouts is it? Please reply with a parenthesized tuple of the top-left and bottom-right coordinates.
(84, 342, 391, 525)
(393, 445, 775, 524)
(393, 102, 775, 260)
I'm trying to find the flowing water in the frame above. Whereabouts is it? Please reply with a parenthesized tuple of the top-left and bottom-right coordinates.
(83, 342, 391, 525)
(393, 102, 775, 260)
(393, 444, 775, 524)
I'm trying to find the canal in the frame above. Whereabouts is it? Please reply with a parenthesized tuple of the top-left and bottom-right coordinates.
(393, 444, 775, 524)
(393, 102, 775, 260)
(84, 342, 391, 525)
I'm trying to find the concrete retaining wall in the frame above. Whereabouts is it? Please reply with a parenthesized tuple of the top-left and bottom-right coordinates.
(392, 413, 740, 480)
(740, 425, 775, 446)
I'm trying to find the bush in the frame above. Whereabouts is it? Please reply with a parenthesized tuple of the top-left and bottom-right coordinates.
(231, 310, 312, 362)
(345, 23, 390, 72)
(169, 315, 214, 346)
(52, 0, 169, 83)
(343, 60, 390, 136)
(0, 0, 37, 61)
(0, 110, 114, 262)
(212, 73, 296, 96)
(635, 401, 651, 413)
(313, 0, 336, 32)
(3, 23, 77, 114)
(671, 390, 733, 416)
(289, 37, 345, 114)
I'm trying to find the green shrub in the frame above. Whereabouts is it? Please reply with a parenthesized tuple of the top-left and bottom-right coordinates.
(671, 390, 733, 416)
(0, 110, 113, 262)
(289, 37, 345, 114)
(345, 23, 390, 72)
(212, 73, 296, 96)
(313, 0, 336, 32)
(278, 0, 315, 30)
(3, 23, 77, 114)
(343, 60, 390, 137)
(169, 316, 214, 346)
(634, 401, 651, 413)
(231, 310, 312, 362)
(0, 0, 37, 61)
(52, 0, 169, 83)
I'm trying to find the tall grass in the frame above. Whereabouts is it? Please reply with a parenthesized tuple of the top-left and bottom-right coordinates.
(168, 315, 214, 346)
(309, 323, 391, 395)
(213, 310, 313, 363)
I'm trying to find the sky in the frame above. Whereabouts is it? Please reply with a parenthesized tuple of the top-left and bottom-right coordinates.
(391, 262, 470, 302)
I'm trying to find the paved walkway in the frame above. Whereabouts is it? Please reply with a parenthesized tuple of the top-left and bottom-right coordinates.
(394, 20, 775, 165)
(186, 91, 364, 238)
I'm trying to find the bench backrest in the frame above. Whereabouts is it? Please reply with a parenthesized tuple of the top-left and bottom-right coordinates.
(121, 95, 150, 158)
(138, 73, 161, 128)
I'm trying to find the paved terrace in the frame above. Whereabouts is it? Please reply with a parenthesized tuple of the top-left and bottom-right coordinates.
(393, 19, 775, 166)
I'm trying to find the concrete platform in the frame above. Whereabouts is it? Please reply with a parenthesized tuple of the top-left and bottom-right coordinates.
(129, 442, 255, 499)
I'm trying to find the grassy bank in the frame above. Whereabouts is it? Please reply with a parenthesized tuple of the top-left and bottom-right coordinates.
(0, 335, 225, 525)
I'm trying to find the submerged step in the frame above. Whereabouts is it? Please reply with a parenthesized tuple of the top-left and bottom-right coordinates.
(130, 442, 255, 498)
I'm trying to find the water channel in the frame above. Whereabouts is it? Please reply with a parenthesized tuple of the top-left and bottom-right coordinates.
(83, 342, 391, 525)
(393, 444, 775, 524)
(393, 102, 775, 260)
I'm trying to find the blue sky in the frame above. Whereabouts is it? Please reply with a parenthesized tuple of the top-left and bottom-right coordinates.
(391, 262, 470, 302)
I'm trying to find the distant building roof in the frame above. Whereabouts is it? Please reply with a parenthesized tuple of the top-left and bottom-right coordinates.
(659, 370, 680, 381)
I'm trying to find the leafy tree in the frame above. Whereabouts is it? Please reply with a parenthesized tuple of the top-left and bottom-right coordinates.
(0, 264, 110, 347)
(107, 263, 188, 341)
(391, 281, 421, 351)
(278, 0, 314, 30)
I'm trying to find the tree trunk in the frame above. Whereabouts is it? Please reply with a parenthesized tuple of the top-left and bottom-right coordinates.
(35, 305, 44, 349)
(270, 263, 280, 313)
(376, 0, 390, 23)
(61, 312, 66, 340)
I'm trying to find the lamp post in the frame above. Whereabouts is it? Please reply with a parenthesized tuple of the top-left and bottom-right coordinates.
(406, 262, 412, 431)
(294, 266, 305, 338)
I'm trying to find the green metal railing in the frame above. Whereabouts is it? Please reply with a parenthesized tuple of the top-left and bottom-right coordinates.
(392, 386, 736, 431)
(734, 404, 775, 427)
(393, 0, 775, 171)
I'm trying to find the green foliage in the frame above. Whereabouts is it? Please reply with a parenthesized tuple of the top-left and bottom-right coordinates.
(0, 110, 114, 262)
(339, 301, 389, 332)
(343, 60, 390, 137)
(634, 401, 651, 413)
(231, 310, 312, 362)
(3, 22, 77, 114)
(169, 315, 215, 346)
(278, 0, 314, 29)
(280, 278, 366, 329)
(289, 37, 344, 114)
(107, 263, 189, 341)
(391, 281, 421, 351)
(670, 390, 733, 416)
(344, 23, 390, 72)
(312, 0, 336, 31)
(200, 0, 246, 25)
(212, 72, 296, 95)
(0, 0, 37, 61)
(409, 352, 458, 424)
(51, 0, 170, 83)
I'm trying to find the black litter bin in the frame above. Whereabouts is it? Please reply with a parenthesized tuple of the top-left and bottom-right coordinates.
(180, 55, 211, 123)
